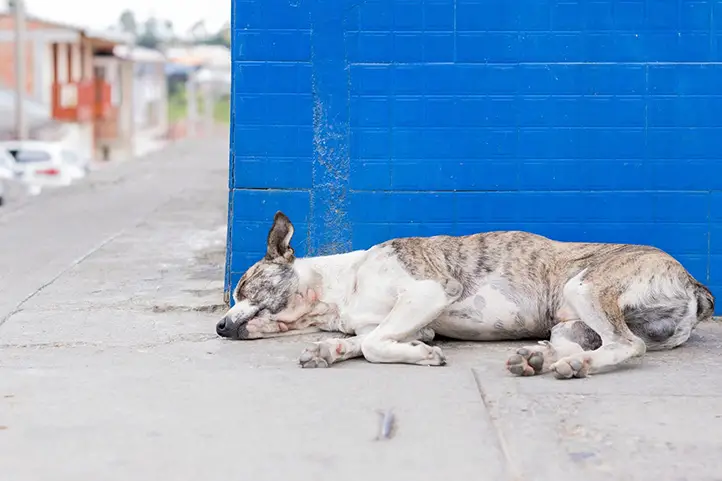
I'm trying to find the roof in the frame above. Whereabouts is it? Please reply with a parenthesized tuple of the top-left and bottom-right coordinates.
(85, 28, 133, 45)
(113, 45, 166, 63)
(0, 10, 83, 32)
(0, 10, 130, 47)
(165, 45, 231, 69)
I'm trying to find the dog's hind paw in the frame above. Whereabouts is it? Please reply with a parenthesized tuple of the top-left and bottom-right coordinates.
(506, 346, 547, 376)
(298, 343, 332, 368)
(550, 356, 591, 379)
(412, 342, 446, 366)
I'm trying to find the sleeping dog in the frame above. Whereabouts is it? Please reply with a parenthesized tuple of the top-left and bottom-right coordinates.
(216, 212, 714, 379)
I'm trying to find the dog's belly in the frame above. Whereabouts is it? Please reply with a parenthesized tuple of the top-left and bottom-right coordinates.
(431, 282, 543, 341)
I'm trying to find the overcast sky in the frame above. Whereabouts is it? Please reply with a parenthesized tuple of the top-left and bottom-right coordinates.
(26, 0, 230, 34)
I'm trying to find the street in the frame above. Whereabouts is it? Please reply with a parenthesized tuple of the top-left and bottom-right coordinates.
(1, 135, 722, 481)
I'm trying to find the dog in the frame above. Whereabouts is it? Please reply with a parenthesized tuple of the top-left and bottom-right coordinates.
(216, 211, 715, 379)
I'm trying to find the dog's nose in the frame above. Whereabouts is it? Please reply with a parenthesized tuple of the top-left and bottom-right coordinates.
(216, 317, 232, 337)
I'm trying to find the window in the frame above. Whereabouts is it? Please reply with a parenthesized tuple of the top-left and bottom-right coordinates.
(8, 149, 52, 163)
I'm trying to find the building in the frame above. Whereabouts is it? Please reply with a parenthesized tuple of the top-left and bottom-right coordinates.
(0, 12, 96, 155)
(92, 43, 169, 161)
(0, 11, 168, 162)
(165, 44, 231, 138)
(117, 45, 169, 157)
(165, 44, 230, 90)
(85, 30, 133, 162)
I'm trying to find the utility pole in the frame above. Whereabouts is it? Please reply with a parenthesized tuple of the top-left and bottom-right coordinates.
(11, 0, 29, 140)
(127, 34, 136, 158)
(186, 68, 198, 138)
(202, 79, 214, 137)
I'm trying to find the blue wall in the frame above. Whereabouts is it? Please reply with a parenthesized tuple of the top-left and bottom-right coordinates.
(227, 0, 722, 312)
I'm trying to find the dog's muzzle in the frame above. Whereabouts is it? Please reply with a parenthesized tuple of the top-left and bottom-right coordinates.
(216, 316, 249, 340)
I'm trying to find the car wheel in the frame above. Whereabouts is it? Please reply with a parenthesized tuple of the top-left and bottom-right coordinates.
(0, 196, 4, 207)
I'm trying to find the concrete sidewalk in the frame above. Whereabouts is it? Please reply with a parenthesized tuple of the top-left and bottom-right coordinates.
(1, 136, 722, 481)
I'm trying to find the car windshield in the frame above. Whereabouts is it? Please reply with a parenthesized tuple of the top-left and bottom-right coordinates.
(7, 149, 52, 163)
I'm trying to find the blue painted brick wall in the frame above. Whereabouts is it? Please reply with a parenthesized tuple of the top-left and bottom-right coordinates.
(228, 0, 722, 313)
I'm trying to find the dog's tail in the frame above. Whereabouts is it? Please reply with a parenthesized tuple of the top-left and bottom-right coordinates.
(691, 276, 715, 322)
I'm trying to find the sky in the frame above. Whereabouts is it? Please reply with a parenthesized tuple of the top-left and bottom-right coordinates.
(25, 0, 231, 35)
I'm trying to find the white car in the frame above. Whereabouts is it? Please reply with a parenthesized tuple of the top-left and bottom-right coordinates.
(0, 148, 17, 206)
(0, 141, 90, 194)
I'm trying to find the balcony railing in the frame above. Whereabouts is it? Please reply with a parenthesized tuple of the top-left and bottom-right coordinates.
(51, 80, 94, 122)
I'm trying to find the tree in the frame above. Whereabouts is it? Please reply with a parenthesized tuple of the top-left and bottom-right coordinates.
(6, 0, 28, 11)
(195, 23, 231, 49)
(137, 16, 160, 49)
(187, 20, 207, 41)
(118, 9, 137, 36)
(160, 19, 175, 42)
(219, 22, 230, 46)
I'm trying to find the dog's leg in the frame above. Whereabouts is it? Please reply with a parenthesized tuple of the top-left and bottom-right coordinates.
(506, 320, 601, 376)
(360, 279, 459, 366)
(549, 271, 647, 379)
(298, 335, 366, 368)
(298, 325, 435, 368)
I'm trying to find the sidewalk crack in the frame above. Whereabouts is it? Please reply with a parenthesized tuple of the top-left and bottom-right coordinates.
(0, 229, 128, 329)
(472, 368, 523, 481)
(0, 191, 187, 331)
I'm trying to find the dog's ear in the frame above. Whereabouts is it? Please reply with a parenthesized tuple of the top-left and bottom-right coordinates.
(265, 211, 295, 262)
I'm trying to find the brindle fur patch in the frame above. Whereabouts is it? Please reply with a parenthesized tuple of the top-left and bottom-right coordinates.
(553, 320, 602, 351)
(235, 262, 298, 315)
(386, 231, 714, 339)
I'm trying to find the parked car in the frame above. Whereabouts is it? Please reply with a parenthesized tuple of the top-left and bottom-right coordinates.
(0, 147, 17, 206)
(0, 141, 90, 194)
(59, 148, 92, 180)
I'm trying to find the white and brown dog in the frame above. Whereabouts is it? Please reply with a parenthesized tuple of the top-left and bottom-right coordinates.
(216, 211, 715, 379)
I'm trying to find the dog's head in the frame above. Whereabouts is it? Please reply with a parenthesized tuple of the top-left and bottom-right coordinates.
(216, 211, 316, 340)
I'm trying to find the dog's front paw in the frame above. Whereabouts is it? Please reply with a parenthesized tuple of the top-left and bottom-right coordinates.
(298, 343, 332, 368)
(550, 356, 591, 379)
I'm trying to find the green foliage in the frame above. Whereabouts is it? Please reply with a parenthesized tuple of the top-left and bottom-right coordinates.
(137, 16, 160, 49)
(118, 10, 137, 35)
(168, 88, 230, 124)
(197, 32, 230, 49)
